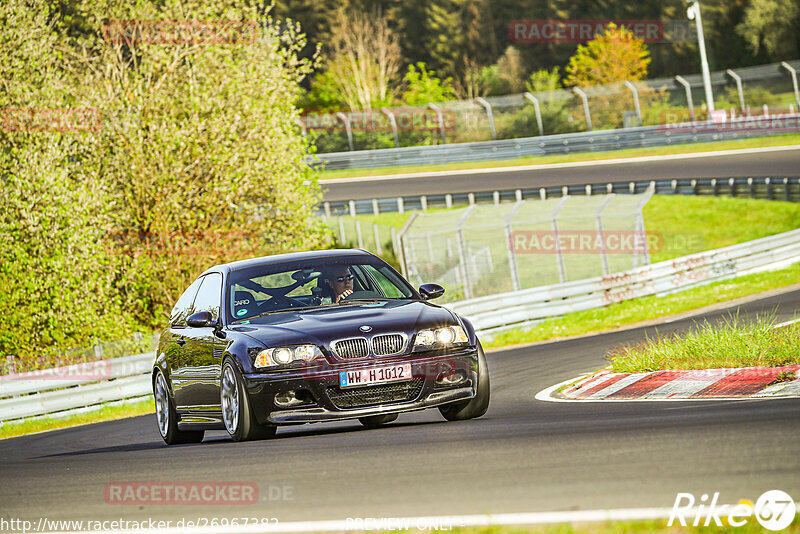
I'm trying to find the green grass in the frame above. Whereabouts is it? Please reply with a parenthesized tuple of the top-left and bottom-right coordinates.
(608, 314, 800, 372)
(343, 195, 800, 265)
(483, 261, 800, 350)
(0, 399, 154, 440)
(318, 133, 800, 179)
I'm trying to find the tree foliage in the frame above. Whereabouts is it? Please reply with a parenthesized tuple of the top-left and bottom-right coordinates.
(324, 9, 402, 110)
(1, 0, 329, 364)
(565, 23, 650, 87)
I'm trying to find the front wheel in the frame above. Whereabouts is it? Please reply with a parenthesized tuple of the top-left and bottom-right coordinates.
(154, 370, 204, 445)
(439, 341, 490, 421)
(221, 360, 277, 442)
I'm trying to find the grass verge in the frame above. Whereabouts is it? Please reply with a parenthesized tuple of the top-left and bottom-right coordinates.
(0, 398, 154, 440)
(608, 314, 800, 372)
(318, 134, 800, 179)
(483, 261, 800, 350)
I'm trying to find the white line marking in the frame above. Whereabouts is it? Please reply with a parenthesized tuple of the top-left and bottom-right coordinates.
(322, 144, 800, 184)
(54, 506, 768, 533)
(584, 373, 649, 399)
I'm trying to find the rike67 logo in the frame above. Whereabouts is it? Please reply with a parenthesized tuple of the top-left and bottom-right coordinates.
(669, 490, 796, 530)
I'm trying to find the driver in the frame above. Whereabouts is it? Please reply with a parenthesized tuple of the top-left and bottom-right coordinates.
(324, 266, 354, 303)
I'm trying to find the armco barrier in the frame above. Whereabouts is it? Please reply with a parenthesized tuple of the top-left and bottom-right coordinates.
(0, 353, 153, 422)
(311, 114, 800, 171)
(448, 228, 800, 334)
(2, 229, 798, 422)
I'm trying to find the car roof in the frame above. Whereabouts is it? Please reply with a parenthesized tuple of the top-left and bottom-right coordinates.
(200, 249, 377, 277)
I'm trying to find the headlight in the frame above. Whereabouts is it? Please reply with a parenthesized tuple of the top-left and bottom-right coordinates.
(254, 344, 323, 368)
(414, 326, 468, 350)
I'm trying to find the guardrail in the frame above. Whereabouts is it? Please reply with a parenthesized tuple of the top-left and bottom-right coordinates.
(311, 114, 800, 170)
(0, 353, 153, 422)
(3, 229, 798, 422)
(322, 176, 800, 217)
(448, 228, 800, 336)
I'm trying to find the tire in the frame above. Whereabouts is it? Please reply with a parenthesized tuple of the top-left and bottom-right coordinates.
(439, 341, 490, 421)
(153, 370, 204, 445)
(358, 413, 398, 429)
(221, 359, 277, 442)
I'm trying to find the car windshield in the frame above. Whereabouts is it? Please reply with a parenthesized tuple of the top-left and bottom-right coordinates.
(227, 255, 417, 323)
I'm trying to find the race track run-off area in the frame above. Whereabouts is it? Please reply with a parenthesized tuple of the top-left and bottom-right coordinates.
(0, 287, 798, 530)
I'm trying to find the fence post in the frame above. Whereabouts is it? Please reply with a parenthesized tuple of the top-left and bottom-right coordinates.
(781, 62, 800, 111)
(725, 69, 746, 112)
(381, 107, 400, 148)
(475, 97, 497, 140)
(420, 195, 428, 211)
(373, 224, 383, 254)
(505, 201, 525, 292)
(674, 75, 695, 123)
(397, 212, 420, 279)
(427, 103, 447, 144)
(372, 198, 380, 216)
(456, 205, 477, 299)
(323, 201, 331, 218)
(338, 217, 346, 244)
(551, 196, 569, 283)
(335, 112, 354, 151)
(624, 81, 642, 126)
(355, 220, 364, 249)
(573, 87, 593, 131)
(595, 195, 614, 275)
(397, 197, 404, 214)
(349, 200, 356, 217)
(523, 92, 544, 136)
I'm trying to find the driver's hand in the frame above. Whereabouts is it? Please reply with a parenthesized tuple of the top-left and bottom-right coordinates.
(335, 289, 353, 303)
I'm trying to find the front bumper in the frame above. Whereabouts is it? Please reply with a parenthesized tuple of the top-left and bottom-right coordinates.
(243, 347, 478, 425)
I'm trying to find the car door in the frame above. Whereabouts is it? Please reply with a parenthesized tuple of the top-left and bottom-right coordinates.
(173, 273, 224, 412)
(163, 276, 204, 405)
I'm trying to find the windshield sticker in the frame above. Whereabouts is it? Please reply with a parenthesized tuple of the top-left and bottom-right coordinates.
(360, 302, 387, 308)
(236, 309, 248, 316)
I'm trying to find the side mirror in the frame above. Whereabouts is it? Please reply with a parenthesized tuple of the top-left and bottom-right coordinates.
(187, 310, 214, 327)
(419, 283, 445, 300)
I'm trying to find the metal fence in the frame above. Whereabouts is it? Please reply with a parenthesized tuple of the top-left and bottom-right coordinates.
(304, 60, 800, 168)
(449, 228, 800, 337)
(398, 191, 653, 302)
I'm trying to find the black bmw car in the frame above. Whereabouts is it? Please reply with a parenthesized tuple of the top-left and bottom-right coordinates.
(152, 249, 490, 444)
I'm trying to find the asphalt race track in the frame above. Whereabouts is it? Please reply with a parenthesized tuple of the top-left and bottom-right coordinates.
(1, 289, 798, 527)
(321, 146, 800, 202)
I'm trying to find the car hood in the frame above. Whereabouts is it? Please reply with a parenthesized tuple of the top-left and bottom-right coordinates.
(229, 300, 458, 347)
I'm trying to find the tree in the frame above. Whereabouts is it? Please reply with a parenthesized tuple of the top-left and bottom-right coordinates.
(736, 0, 800, 59)
(1, 0, 329, 363)
(565, 22, 650, 87)
(325, 9, 402, 110)
(402, 62, 456, 105)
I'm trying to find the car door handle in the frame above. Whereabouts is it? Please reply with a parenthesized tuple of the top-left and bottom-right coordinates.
(176, 338, 186, 346)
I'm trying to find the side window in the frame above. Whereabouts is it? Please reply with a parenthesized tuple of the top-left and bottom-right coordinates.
(170, 277, 204, 326)
(191, 273, 222, 322)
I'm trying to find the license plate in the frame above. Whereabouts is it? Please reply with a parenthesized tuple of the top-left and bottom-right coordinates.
(339, 364, 412, 388)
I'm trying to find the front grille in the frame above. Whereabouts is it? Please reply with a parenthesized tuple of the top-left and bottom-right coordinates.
(372, 334, 405, 356)
(332, 337, 369, 359)
(327, 378, 424, 409)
